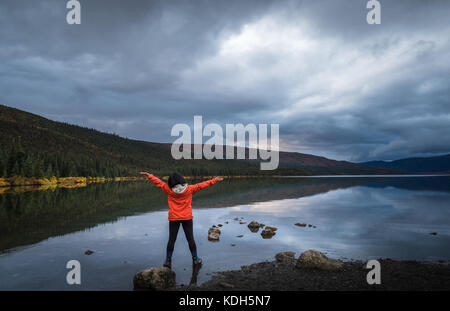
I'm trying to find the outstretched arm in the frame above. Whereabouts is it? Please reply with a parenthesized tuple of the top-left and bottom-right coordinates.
(140, 172, 171, 194)
(191, 176, 223, 194)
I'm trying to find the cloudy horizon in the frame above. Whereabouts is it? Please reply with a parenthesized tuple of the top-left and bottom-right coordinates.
(1, 0, 449, 162)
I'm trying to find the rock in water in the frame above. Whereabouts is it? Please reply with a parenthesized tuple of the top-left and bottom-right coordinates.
(209, 233, 220, 241)
(248, 221, 260, 228)
(295, 250, 343, 271)
(247, 221, 261, 232)
(275, 251, 296, 263)
(295, 223, 307, 227)
(208, 226, 221, 241)
(209, 227, 220, 234)
(265, 225, 277, 231)
(133, 267, 176, 290)
(261, 228, 276, 239)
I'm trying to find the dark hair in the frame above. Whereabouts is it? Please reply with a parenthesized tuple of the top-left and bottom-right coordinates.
(168, 172, 186, 188)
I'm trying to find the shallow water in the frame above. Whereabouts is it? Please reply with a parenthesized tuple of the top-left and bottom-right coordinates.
(0, 176, 449, 290)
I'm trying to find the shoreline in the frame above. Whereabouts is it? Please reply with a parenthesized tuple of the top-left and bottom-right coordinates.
(2, 173, 448, 189)
(178, 255, 450, 291)
(0, 175, 257, 188)
(0, 176, 146, 189)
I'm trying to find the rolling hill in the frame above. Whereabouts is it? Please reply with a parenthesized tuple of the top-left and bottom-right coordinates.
(360, 154, 450, 174)
(0, 104, 396, 178)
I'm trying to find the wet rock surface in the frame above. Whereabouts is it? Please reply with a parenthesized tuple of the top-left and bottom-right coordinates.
(247, 222, 261, 233)
(261, 228, 276, 239)
(134, 267, 176, 291)
(295, 223, 307, 227)
(295, 250, 343, 271)
(275, 251, 296, 263)
(208, 226, 221, 241)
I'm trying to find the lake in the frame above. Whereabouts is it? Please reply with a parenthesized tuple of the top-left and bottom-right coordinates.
(0, 176, 449, 290)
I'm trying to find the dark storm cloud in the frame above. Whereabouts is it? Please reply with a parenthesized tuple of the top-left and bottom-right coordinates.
(0, 0, 449, 161)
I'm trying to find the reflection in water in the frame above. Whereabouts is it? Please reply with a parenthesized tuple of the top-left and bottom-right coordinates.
(189, 262, 202, 286)
(0, 182, 168, 252)
(0, 176, 449, 290)
(0, 177, 374, 252)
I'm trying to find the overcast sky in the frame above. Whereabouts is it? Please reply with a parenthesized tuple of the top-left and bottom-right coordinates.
(1, 0, 449, 161)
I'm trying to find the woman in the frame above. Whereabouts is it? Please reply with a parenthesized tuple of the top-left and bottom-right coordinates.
(140, 171, 223, 269)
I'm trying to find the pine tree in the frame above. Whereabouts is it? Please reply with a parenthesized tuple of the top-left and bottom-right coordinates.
(0, 150, 6, 178)
(0, 161, 5, 178)
(23, 156, 34, 177)
(11, 160, 21, 177)
(33, 159, 44, 178)
(45, 163, 54, 179)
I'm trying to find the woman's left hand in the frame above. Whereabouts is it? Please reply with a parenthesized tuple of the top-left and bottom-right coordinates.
(214, 176, 224, 182)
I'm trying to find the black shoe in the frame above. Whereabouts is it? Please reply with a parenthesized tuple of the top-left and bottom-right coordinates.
(163, 259, 172, 269)
(193, 257, 202, 266)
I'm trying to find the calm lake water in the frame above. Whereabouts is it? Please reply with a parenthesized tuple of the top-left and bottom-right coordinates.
(1, 176, 449, 290)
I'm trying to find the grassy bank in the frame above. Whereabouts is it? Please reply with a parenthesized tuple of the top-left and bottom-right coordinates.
(0, 176, 147, 188)
(0, 174, 271, 189)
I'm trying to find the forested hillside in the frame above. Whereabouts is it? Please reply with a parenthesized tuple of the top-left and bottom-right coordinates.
(0, 105, 399, 179)
(0, 105, 306, 178)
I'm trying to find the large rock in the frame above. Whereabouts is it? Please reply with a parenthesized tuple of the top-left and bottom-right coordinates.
(133, 267, 176, 290)
(275, 251, 296, 263)
(261, 228, 276, 239)
(295, 250, 343, 271)
(208, 226, 221, 241)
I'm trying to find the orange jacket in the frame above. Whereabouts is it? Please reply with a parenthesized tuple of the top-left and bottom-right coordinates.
(147, 174, 217, 221)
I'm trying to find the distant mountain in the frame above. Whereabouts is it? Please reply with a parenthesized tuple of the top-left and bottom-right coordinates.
(360, 154, 450, 174)
(0, 104, 395, 177)
(277, 151, 396, 175)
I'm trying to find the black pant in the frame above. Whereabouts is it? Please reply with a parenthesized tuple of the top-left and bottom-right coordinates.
(166, 219, 197, 258)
